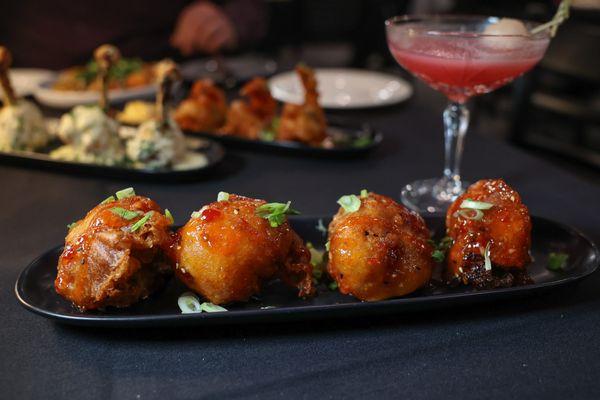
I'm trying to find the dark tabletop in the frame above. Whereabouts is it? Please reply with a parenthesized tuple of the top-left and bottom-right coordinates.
(2, 82, 600, 400)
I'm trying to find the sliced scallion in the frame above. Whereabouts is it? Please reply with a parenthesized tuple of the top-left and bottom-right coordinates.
(460, 198, 493, 210)
(217, 192, 230, 202)
(178, 292, 202, 314)
(130, 211, 153, 232)
(110, 207, 140, 220)
(115, 187, 136, 200)
(200, 302, 228, 312)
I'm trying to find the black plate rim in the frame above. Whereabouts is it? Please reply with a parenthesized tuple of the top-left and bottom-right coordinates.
(14, 215, 599, 325)
(0, 139, 226, 180)
(183, 121, 383, 156)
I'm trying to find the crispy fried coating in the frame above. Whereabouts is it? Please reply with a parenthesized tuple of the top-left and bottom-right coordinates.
(55, 196, 175, 310)
(327, 192, 434, 301)
(174, 79, 227, 131)
(446, 179, 532, 286)
(175, 194, 314, 304)
(277, 65, 327, 146)
(218, 78, 277, 139)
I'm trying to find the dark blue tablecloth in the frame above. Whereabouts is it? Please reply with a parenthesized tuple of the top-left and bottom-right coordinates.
(2, 82, 599, 399)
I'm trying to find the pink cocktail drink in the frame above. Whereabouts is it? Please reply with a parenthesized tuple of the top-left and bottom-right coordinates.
(385, 16, 551, 213)
(389, 42, 545, 103)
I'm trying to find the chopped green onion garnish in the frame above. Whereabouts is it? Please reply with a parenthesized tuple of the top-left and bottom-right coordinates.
(100, 196, 115, 205)
(110, 207, 140, 220)
(115, 187, 136, 200)
(325, 241, 330, 251)
(483, 242, 492, 271)
(316, 219, 328, 236)
(360, 189, 368, 198)
(457, 209, 484, 221)
(255, 201, 300, 228)
(337, 194, 361, 213)
(178, 292, 201, 314)
(547, 252, 569, 271)
(306, 242, 325, 268)
(217, 192, 230, 202)
(430, 236, 453, 262)
(328, 281, 338, 291)
(67, 222, 77, 230)
(165, 209, 174, 224)
(130, 211, 153, 232)
(431, 250, 445, 263)
(200, 302, 228, 312)
(460, 199, 494, 210)
(191, 211, 202, 219)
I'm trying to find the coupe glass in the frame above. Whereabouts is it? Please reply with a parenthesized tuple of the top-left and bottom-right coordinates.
(385, 15, 551, 213)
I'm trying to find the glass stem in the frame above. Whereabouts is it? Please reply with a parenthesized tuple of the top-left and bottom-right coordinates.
(442, 102, 469, 189)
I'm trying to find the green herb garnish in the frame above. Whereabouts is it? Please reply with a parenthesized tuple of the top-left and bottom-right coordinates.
(217, 192, 230, 202)
(130, 211, 154, 232)
(100, 196, 116, 205)
(165, 209, 174, 224)
(67, 222, 77, 230)
(258, 117, 280, 142)
(200, 302, 228, 312)
(360, 189, 369, 198)
(325, 241, 330, 251)
(531, 0, 571, 37)
(255, 201, 300, 227)
(115, 187, 135, 200)
(460, 199, 493, 210)
(191, 211, 202, 219)
(178, 292, 201, 313)
(429, 236, 453, 262)
(337, 194, 361, 213)
(353, 136, 373, 148)
(483, 242, 492, 271)
(328, 281, 338, 291)
(110, 207, 141, 220)
(547, 252, 569, 271)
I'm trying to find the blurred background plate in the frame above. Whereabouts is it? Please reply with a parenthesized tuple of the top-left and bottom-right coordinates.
(34, 80, 157, 109)
(2, 68, 56, 97)
(268, 68, 412, 109)
(180, 55, 278, 84)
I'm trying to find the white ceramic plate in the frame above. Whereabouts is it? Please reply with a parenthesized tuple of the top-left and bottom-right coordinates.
(2, 69, 56, 97)
(34, 80, 156, 109)
(268, 68, 412, 109)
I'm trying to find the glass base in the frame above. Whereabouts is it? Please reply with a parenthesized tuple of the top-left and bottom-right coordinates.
(400, 177, 468, 214)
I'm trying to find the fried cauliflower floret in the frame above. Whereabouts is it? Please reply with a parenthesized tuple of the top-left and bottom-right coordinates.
(55, 192, 175, 310)
(327, 192, 434, 301)
(446, 179, 532, 288)
(52, 105, 125, 165)
(175, 194, 314, 304)
(0, 100, 48, 152)
(125, 118, 186, 169)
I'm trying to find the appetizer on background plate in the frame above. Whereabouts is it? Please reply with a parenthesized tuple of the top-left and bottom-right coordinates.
(0, 46, 49, 152)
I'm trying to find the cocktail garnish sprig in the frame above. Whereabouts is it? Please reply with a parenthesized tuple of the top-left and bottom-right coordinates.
(531, 0, 571, 37)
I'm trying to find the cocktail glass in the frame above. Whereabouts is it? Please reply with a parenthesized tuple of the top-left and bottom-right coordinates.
(385, 15, 551, 213)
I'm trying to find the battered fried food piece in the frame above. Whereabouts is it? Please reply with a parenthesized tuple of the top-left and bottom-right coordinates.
(446, 179, 532, 288)
(277, 65, 327, 146)
(327, 191, 434, 301)
(175, 194, 314, 304)
(174, 79, 227, 131)
(218, 78, 277, 139)
(55, 190, 175, 310)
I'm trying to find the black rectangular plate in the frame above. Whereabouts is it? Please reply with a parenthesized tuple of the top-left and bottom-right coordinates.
(0, 139, 225, 181)
(184, 119, 383, 158)
(15, 216, 599, 327)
